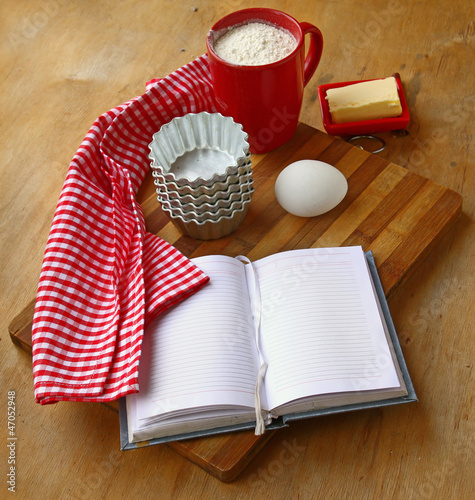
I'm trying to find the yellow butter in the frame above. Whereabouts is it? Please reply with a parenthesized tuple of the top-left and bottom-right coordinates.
(326, 77, 402, 124)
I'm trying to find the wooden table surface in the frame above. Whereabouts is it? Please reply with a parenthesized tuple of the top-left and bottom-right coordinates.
(1, 1, 473, 499)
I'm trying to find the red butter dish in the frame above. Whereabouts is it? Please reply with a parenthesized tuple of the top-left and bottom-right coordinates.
(317, 75, 410, 136)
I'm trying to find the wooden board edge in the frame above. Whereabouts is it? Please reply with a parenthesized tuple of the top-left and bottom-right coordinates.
(385, 189, 463, 302)
(8, 298, 35, 355)
(169, 430, 276, 482)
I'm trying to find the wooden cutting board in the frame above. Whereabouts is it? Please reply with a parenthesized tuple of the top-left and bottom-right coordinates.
(9, 123, 462, 482)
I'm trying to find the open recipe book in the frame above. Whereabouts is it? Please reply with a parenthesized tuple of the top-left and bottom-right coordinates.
(120, 246, 416, 448)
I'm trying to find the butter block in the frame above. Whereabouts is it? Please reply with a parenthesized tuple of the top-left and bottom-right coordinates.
(325, 77, 403, 124)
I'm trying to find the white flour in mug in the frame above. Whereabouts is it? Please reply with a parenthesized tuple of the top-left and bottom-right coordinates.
(214, 22, 297, 66)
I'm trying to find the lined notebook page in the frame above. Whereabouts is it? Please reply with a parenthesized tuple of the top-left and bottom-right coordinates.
(250, 247, 402, 411)
(129, 255, 259, 423)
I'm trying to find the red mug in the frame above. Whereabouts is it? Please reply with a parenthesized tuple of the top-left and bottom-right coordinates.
(206, 8, 323, 154)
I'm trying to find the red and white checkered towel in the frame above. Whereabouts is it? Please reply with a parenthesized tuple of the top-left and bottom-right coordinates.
(32, 56, 217, 404)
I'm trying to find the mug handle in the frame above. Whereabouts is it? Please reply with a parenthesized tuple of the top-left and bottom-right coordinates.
(299, 22, 324, 87)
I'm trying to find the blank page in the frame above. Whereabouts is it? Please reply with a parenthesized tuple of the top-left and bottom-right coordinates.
(250, 247, 402, 411)
(128, 255, 259, 427)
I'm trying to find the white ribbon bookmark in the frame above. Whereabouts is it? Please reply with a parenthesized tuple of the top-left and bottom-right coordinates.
(254, 361, 269, 435)
(236, 255, 268, 435)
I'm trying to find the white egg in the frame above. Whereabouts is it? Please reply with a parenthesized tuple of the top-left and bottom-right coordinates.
(275, 160, 348, 217)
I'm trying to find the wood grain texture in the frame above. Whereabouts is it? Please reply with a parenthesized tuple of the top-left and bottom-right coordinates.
(2, 0, 474, 497)
(8, 123, 462, 481)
